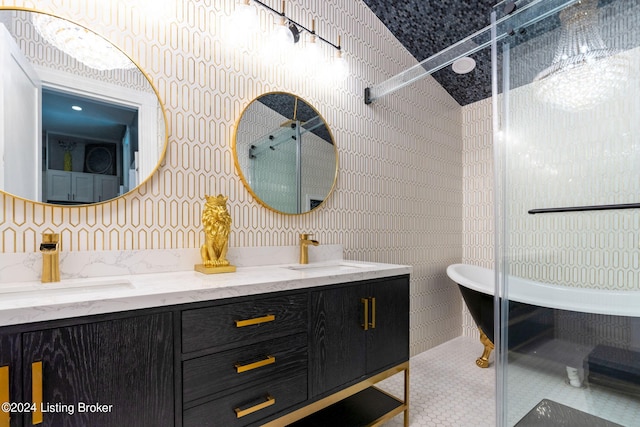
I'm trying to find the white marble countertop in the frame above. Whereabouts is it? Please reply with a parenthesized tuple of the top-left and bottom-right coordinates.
(0, 260, 411, 327)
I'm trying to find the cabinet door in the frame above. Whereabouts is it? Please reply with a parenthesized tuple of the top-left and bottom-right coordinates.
(22, 313, 173, 427)
(46, 170, 71, 202)
(309, 284, 367, 397)
(366, 276, 410, 373)
(71, 173, 93, 203)
(0, 333, 21, 427)
(94, 175, 119, 202)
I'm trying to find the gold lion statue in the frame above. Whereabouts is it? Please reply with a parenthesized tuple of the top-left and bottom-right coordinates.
(195, 194, 235, 273)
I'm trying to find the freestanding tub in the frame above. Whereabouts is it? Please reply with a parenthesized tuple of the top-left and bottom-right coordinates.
(446, 263, 640, 375)
(447, 263, 554, 368)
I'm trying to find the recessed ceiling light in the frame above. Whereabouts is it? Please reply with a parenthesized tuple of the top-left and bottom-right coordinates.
(71, 105, 82, 111)
(452, 57, 476, 74)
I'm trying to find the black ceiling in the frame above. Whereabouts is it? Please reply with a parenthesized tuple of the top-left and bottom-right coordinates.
(361, 0, 624, 106)
(362, 0, 498, 106)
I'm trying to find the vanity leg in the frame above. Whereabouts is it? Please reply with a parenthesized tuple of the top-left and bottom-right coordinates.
(404, 365, 410, 427)
(476, 328, 494, 368)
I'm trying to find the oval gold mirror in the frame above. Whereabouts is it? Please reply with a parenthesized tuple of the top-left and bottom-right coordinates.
(233, 92, 337, 214)
(0, 8, 167, 205)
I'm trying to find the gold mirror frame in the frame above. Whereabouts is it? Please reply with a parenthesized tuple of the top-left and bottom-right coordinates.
(233, 92, 338, 215)
(0, 7, 168, 206)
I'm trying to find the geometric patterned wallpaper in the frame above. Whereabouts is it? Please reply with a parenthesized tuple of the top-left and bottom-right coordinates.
(0, 0, 464, 355)
(461, 97, 494, 337)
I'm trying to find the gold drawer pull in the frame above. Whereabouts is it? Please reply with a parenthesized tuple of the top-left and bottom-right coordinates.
(235, 314, 275, 328)
(235, 355, 276, 373)
(234, 394, 275, 418)
(361, 298, 369, 331)
(1, 366, 9, 427)
(32, 361, 43, 425)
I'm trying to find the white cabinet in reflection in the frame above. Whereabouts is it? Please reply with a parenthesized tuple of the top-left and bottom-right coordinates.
(94, 175, 119, 202)
(46, 170, 94, 204)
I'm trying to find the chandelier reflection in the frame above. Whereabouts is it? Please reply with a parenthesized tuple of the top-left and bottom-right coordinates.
(533, 0, 629, 112)
(32, 14, 136, 71)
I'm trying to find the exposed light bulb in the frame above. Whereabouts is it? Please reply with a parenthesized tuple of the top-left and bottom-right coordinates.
(304, 36, 322, 66)
(226, 0, 259, 49)
(235, 1, 259, 30)
(273, 19, 295, 48)
(332, 50, 349, 81)
(262, 17, 300, 65)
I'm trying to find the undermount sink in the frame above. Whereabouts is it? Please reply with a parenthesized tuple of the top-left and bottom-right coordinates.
(286, 262, 375, 272)
(0, 278, 134, 298)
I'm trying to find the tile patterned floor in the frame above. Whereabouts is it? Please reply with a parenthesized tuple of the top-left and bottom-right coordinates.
(378, 336, 496, 427)
(377, 336, 640, 427)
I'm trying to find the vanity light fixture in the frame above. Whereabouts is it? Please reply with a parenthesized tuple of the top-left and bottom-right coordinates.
(235, 0, 347, 79)
(32, 14, 136, 71)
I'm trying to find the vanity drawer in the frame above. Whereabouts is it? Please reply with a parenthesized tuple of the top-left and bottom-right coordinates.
(183, 372, 307, 427)
(181, 293, 307, 353)
(183, 332, 307, 403)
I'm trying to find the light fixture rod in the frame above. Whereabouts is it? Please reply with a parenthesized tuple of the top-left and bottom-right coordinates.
(251, 0, 341, 50)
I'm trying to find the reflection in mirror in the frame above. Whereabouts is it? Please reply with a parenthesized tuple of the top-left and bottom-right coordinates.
(234, 93, 337, 215)
(0, 9, 167, 205)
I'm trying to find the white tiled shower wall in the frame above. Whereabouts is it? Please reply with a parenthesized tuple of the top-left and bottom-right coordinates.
(0, 0, 463, 355)
(461, 97, 494, 338)
(460, 0, 640, 343)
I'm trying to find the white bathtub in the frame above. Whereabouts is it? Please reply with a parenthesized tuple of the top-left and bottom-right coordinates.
(447, 263, 640, 318)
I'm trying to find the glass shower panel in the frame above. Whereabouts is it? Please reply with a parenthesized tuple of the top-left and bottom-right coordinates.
(250, 125, 298, 213)
(495, 0, 640, 425)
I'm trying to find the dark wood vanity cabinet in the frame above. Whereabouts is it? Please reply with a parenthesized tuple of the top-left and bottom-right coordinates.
(179, 275, 409, 427)
(0, 312, 174, 427)
(309, 276, 410, 397)
(0, 333, 21, 427)
(0, 274, 409, 427)
(181, 293, 309, 427)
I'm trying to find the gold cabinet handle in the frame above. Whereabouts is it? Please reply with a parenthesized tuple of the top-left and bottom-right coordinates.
(234, 394, 275, 418)
(370, 297, 376, 329)
(235, 355, 276, 373)
(32, 361, 43, 425)
(0, 366, 9, 427)
(235, 314, 275, 328)
(361, 298, 369, 331)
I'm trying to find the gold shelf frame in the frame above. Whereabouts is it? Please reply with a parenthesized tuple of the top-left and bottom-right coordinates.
(261, 361, 410, 427)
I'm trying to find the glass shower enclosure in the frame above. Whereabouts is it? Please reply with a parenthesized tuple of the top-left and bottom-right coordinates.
(494, 0, 640, 425)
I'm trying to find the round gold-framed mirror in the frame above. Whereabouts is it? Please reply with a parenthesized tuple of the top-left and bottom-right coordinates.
(0, 7, 167, 205)
(233, 92, 338, 215)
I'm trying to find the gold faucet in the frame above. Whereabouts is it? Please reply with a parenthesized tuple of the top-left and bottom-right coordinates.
(40, 233, 60, 283)
(299, 233, 320, 264)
